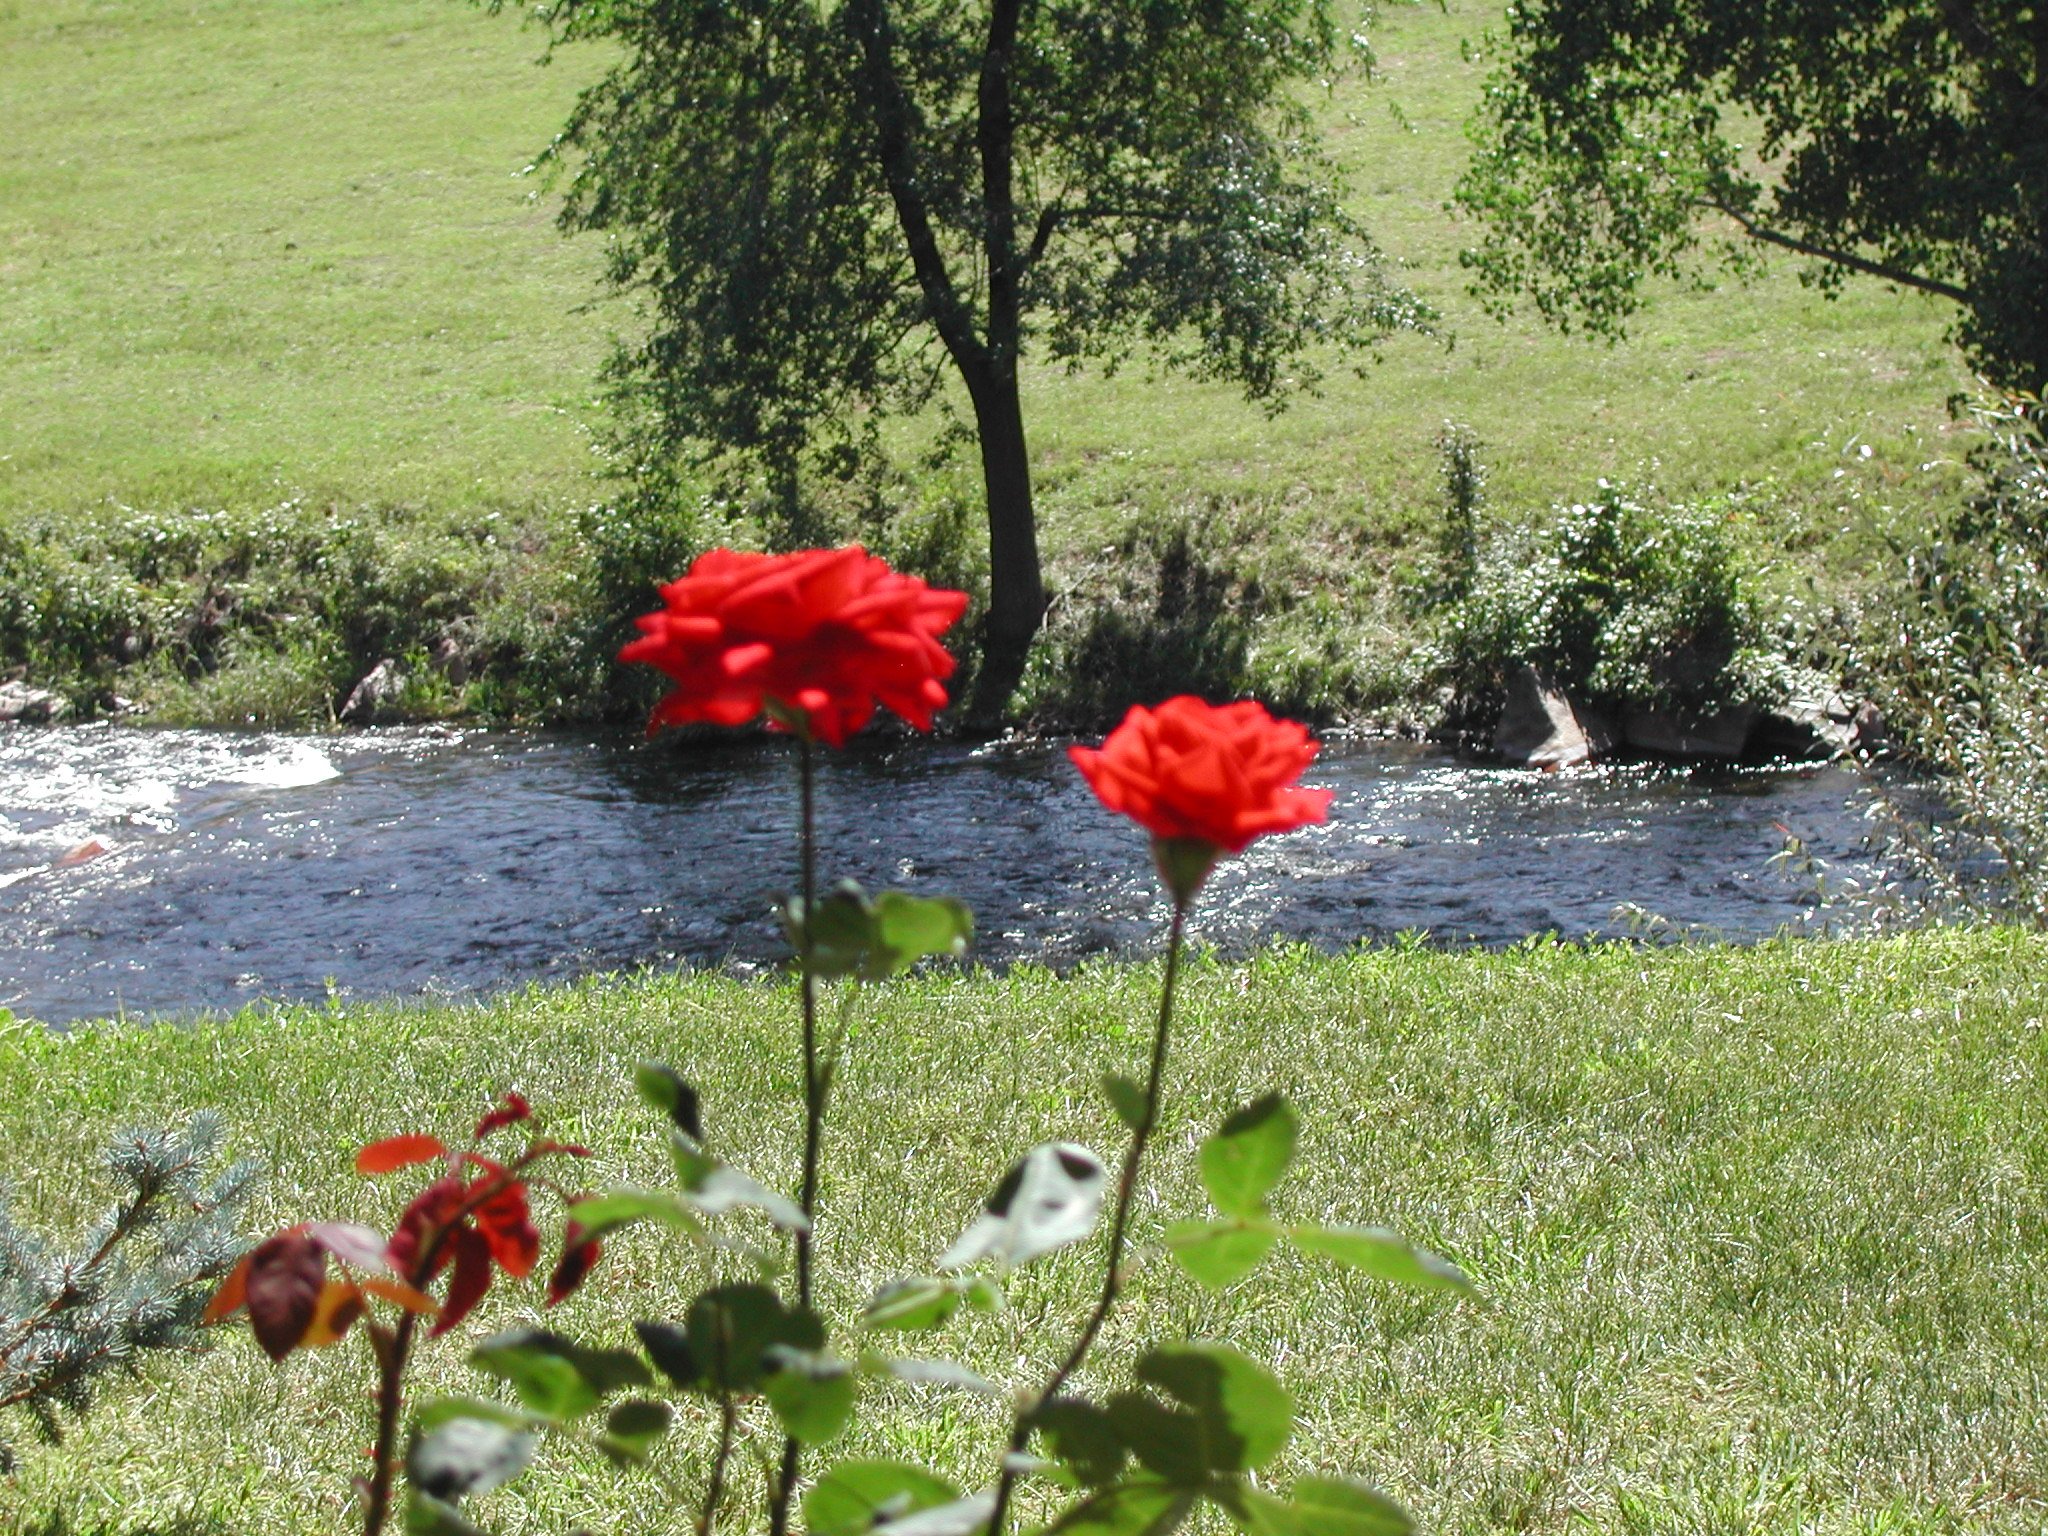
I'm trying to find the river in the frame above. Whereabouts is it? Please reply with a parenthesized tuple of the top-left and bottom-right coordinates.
(0, 724, 1884, 1027)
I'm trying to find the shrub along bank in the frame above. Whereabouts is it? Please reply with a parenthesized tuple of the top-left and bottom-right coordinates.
(2, 933, 2043, 1535)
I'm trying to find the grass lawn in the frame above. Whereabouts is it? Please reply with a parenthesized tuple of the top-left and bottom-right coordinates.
(0, 0, 1982, 724)
(3, 934, 2043, 1534)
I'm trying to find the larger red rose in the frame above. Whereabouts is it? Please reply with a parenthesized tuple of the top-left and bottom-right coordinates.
(620, 546, 970, 747)
(1069, 696, 1332, 897)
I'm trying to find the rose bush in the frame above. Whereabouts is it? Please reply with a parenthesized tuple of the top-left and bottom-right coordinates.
(619, 545, 970, 746)
(220, 552, 1464, 1536)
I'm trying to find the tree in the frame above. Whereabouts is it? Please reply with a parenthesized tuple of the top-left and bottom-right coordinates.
(498, 0, 1423, 687)
(1455, 0, 2048, 396)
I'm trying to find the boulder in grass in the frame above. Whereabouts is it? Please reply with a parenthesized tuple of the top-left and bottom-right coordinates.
(1493, 665, 1616, 768)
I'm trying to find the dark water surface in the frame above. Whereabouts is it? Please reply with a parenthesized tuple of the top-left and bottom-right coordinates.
(0, 724, 1881, 1026)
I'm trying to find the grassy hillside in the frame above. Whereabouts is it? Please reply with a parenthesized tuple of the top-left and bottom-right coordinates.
(4, 935, 2044, 1534)
(0, 0, 1975, 725)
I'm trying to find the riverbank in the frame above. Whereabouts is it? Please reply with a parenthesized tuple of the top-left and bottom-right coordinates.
(1, 0, 1970, 732)
(5, 934, 2042, 1534)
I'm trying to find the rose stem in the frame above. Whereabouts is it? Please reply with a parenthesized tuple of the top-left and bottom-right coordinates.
(770, 732, 824, 1536)
(982, 897, 1190, 1536)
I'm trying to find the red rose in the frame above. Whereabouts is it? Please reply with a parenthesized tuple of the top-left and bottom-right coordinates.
(1068, 696, 1332, 898)
(619, 546, 970, 747)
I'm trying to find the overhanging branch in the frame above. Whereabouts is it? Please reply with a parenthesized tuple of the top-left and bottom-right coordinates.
(1705, 199, 1975, 306)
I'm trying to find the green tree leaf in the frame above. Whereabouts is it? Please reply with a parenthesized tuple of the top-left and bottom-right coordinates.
(673, 1147, 810, 1231)
(805, 1461, 961, 1536)
(1288, 1226, 1473, 1295)
(860, 1354, 1000, 1395)
(1163, 1220, 1277, 1289)
(1199, 1095, 1298, 1218)
(404, 1494, 489, 1536)
(784, 882, 879, 980)
(1244, 1478, 1414, 1536)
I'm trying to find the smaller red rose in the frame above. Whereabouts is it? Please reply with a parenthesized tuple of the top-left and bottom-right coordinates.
(1068, 696, 1332, 899)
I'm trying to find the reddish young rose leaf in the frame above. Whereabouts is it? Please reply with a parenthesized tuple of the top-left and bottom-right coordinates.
(530, 1139, 593, 1159)
(432, 1226, 495, 1338)
(245, 1230, 327, 1362)
(473, 1092, 533, 1141)
(356, 1134, 449, 1176)
(356, 1272, 439, 1313)
(473, 1181, 541, 1279)
(546, 1218, 602, 1308)
(203, 1251, 253, 1324)
(305, 1221, 394, 1272)
(300, 1279, 368, 1348)
(388, 1176, 467, 1280)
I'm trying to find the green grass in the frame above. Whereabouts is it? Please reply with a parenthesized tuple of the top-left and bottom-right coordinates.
(4, 934, 2044, 1534)
(0, 0, 1981, 725)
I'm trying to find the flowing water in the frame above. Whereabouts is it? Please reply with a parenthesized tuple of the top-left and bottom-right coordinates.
(0, 724, 1884, 1027)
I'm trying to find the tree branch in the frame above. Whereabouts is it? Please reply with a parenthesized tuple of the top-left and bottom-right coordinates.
(1704, 199, 1975, 306)
(846, 0, 989, 374)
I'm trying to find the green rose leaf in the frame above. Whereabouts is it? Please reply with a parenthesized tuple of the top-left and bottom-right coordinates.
(1108, 1344, 1293, 1483)
(634, 1320, 696, 1388)
(634, 1062, 703, 1140)
(940, 1143, 1107, 1270)
(1244, 1478, 1415, 1536)
(404, 1494, 489, 1536)
(805, 1460, 961, 1536)
(412, 1395, 540, 1433)
(1288, 1226, 1474, 1295)
(673, 1146, 810, 1232)
(566, 1186, 706, 1243)
(596, 1398, 673, 1465)
(407, 1415, 536, 1502)
(1100, 1073, 1148, 1132)
(686, 1284, 826, 1394)
(862, 1353, 1000, 1395)
(1163, 1220, 1277, 1289)
(873, 1493, 999, 1536)
(861, 1276, 961, 1332)
(763, 1345, 858, 1444)
(1199, 1094, 1298, 1219)
(469, 1329, 651, 1423)
(1044, 1475, 1199, 1536)
(784, 881, 879, 979)
(1031, 1398, 1129, 1487)
(867, 891, 973, 977)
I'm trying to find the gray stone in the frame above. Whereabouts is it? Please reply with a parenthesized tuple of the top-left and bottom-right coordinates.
(1623, 703, 1758, 759)
(0, 681, 69, 724)
(1751, 694, 1856, 761)
(340, 658, 407, 723)
(1494, 665, 1616, 768)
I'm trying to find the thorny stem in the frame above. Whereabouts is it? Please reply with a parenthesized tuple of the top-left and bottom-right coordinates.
(983, 899, 1190, 1536)
(699, 1392, 738, 1536)
(770, 733, 825, 1536)
(361, 1157, 532, 1536)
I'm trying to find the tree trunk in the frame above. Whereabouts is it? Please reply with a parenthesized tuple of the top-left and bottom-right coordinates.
(965, 360, 1045, 688)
